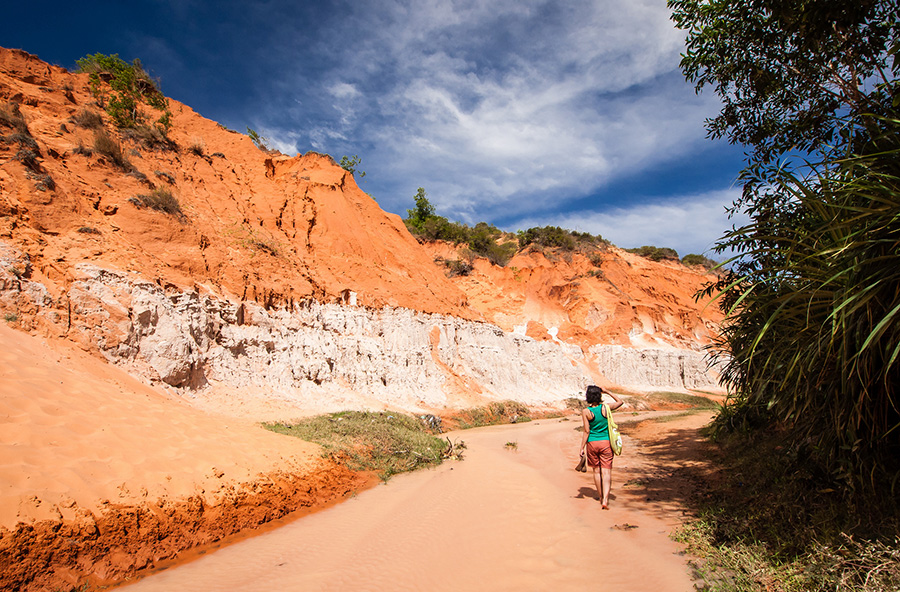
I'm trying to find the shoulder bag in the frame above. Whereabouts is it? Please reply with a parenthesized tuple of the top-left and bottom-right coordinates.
(604, 403, 623, 455)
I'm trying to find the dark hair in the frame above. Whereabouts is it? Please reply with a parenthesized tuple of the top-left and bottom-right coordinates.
(585, 385, 604, 406)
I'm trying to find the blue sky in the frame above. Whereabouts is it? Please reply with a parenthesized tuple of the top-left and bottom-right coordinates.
(2, 0, 747, 258)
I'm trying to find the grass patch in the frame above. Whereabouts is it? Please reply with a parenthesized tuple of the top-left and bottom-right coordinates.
(444, 400, 535, 430)
(647, 391, 719, 410)
(0, 102, 29, 135)
(71, 108, 104, 129)
(564, 397, 587, 411)
(187, 140, 205, 156)
(651, 410, 705, 423)
(154, 170, 176, 184)
(674, 427, 900, 591)
(263, 411, 451, 481)
(123, 124, 176, 150)
(227, 224, 281, 257)
(131, 187, 182, 217)
(93, 129, 132, 171)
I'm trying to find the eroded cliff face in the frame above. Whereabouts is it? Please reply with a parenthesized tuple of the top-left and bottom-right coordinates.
(0, 46, 723, 412)
(1, 255, 596, 413)
(0, 244, 721, 415)
(0, 47, 473, 319)
(423, 242, 724, 352)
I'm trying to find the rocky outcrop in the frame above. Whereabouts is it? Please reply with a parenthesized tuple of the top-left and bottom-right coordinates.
(590, 344, 720, 389)
(2, 241, 722, 410)
(62, 263, 594, 410)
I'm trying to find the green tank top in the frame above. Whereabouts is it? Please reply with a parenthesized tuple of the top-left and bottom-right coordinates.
(586, 405, 609, 442)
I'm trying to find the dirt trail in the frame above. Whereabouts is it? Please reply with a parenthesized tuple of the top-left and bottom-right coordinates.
(119, 411, 714, 592)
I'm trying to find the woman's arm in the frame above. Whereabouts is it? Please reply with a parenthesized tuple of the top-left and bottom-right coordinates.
(580, 408, 591, 454)
(606, 391, 624, 411)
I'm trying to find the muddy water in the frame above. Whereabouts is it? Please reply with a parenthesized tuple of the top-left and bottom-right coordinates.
(121, 416, 697, 591)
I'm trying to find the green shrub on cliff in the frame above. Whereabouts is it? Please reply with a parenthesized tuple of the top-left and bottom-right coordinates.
(626, 245, 679, 262)
(403, 188, 516, 266)
(77, 53, 171, 132)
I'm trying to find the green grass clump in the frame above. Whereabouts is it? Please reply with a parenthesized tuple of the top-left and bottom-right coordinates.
(517, 226, 606, 250)
(449, 400, 536, 430)
(647, 391, 719, 410)
(77, 53, 171, 132)
(263, 411, 449, 480)
(681, 253, 717, 269)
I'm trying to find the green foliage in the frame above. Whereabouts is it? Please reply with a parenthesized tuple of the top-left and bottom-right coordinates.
(403, 189, 517, 266)
(704, 140, 900, 487)
(672, 0, 900, 488)
(439, 257, 474, 277)
(626, 245, 679, 262)
(518, 226, 605, 250)
(405, 187, 434, 227)
(681, 253, 717, 269)
(77, 53, 171, 132)
(448, 400, 533, 430)
(246, 127, 269, 151)
(263, 411, 448, 480)
(339, 154, 366, 178)
(467, 222, 517, 266)
(669, 0, 900, 169)
(646, 391, 719, 410)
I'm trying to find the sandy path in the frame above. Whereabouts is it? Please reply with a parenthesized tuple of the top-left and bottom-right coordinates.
(121, 413, 711, 591)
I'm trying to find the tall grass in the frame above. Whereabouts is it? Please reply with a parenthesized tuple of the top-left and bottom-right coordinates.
(93, 129, 132, 171)
(132, 187, 182, 216)
(705, 116, 900, 488)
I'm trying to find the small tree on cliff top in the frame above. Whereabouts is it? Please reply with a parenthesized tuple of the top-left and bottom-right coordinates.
(77, 53, 171, 132)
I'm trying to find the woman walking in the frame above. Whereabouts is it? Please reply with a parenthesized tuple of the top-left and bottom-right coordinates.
(579, 385, 623, 509)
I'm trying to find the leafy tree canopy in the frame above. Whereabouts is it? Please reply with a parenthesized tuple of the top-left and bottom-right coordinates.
(339, 154, 366, 178)
(671, 0, 900, 487)
(669, 0, 899, 167)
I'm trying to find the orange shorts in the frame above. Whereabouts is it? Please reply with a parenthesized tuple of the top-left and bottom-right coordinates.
(586, 440, 613, 469)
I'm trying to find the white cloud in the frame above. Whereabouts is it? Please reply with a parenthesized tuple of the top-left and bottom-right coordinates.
(512, 189, 748, 259)
(257, 0, 739, 228)
(329, 82, 360, 99)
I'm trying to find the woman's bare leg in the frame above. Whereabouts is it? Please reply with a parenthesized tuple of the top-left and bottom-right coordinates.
(600, 467, 612, 508)
(591, 466, 602, 501)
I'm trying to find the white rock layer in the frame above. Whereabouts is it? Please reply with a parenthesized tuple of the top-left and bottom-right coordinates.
(0, 244, 722, 412)
(590, 344, 720, 389)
